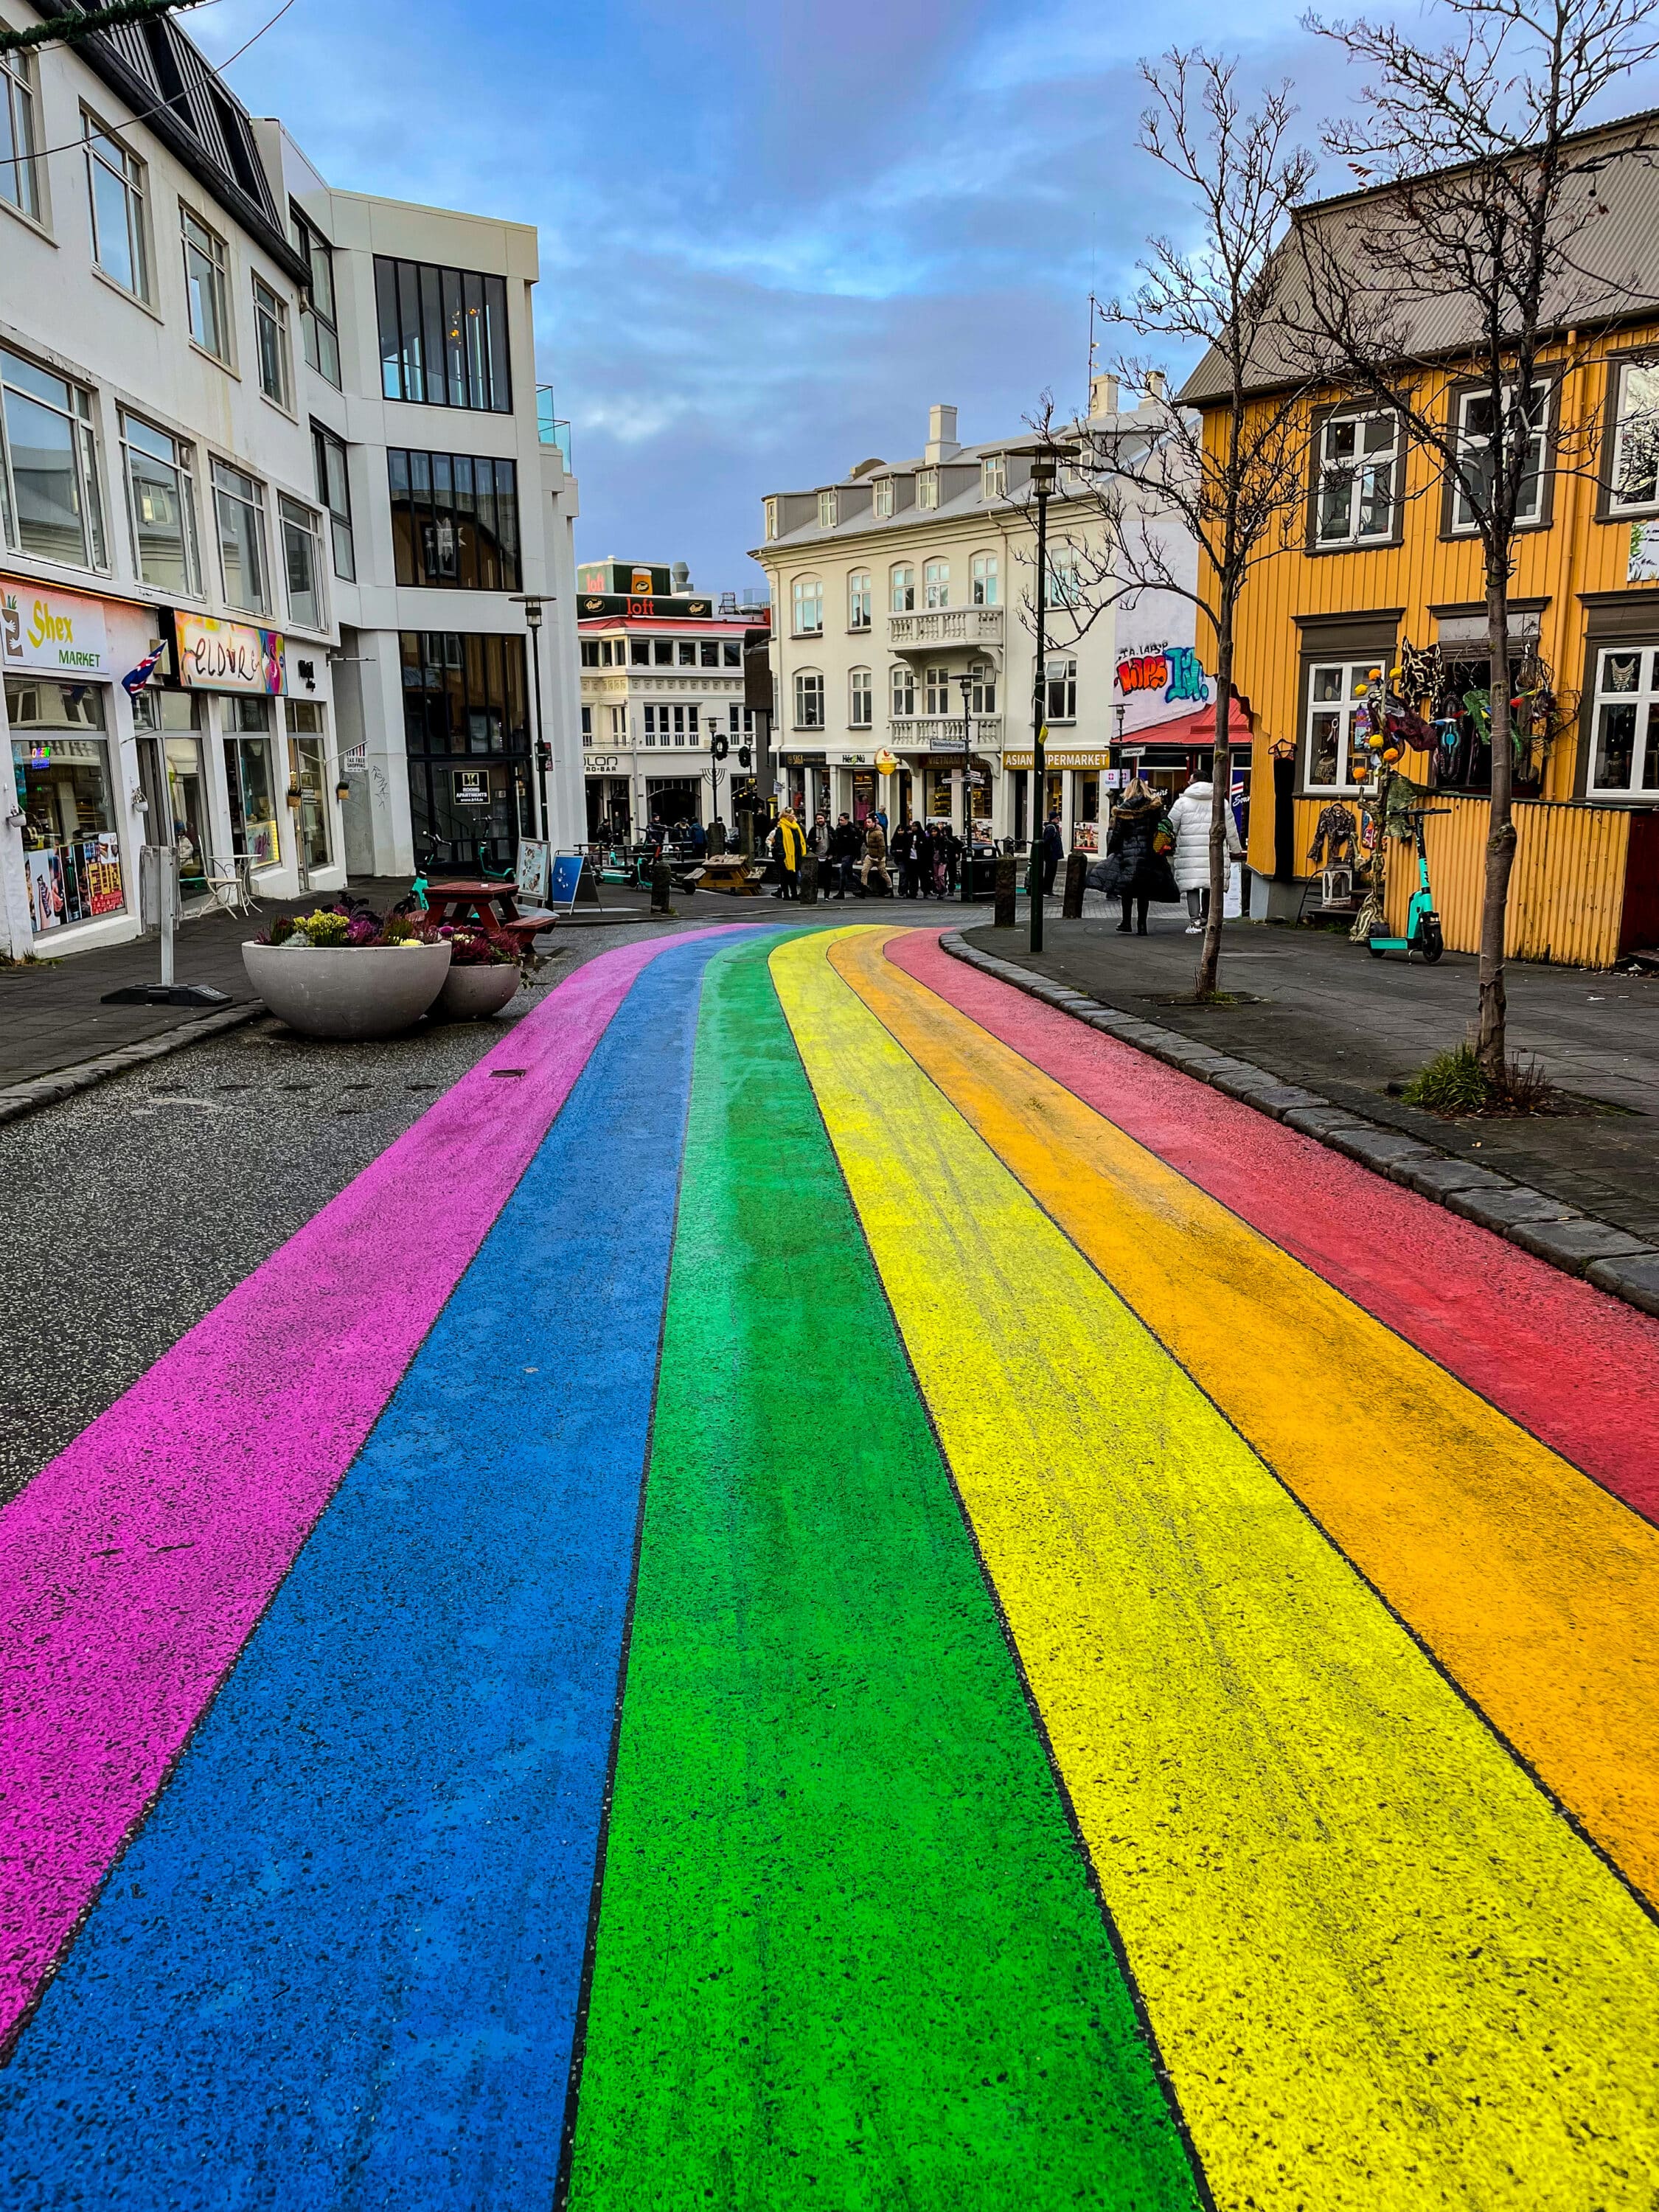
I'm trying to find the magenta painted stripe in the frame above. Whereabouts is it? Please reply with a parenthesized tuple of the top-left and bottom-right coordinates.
(0, 925, 745, 2054)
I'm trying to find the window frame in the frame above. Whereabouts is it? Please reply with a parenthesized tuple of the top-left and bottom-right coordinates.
(1299, 658, 1382, 796)
(890, 563, 914, 613)
(1600, 352, 1659, 519)
(1043, 655, 1077, 723)
(924, 663, 953, 715)
(292, 204, 341, 388)
(374, 255, 512, 412)
(312, 423, 355, 581)
(793, 669, 825, 729)
(211, 456, 271, 616)
(278, 493, 326, 631)
(969, 658, 995, 714)
(252, 274, 295, 413)
(387, 447, 521, 593)
(0, 347, 108, 572)
(120, 410, 201, 596)
(1044, 549, 1080, 609)
(923, 558, 950, 610)
(889, 664, 914, 719)
(872, 478, 894, 518)
(817, 489, 837, 528)
(1308, 404, 1402, 552)
(0, 40, 42, 225)
(971, 552, 999, 606)
(181, 205, 234, 366)
(791, 575, 824, 637)
(849, 666, 872, 728)
(917, 470, 939, 510)
(847, 569, 872, 631)
(1444, 375, 1554, 537)
(1585, 640, 1659, 798)
(83, 111, 149, 301)
(763, 496, 779, 539)
(981, 453, 1006, 500)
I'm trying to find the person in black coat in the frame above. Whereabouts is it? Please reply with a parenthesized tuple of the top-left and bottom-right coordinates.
(1099, 784, 1177, 933)
(1040, 811, 1065, 896)
(830, 813, 863, 897)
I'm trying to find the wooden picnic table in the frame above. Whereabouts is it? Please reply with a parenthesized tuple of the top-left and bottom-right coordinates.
(695, 854, 769, 897)
(421, 879, 553, 953)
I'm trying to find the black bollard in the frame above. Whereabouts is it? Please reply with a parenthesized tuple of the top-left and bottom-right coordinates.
(650, 858, 672, 915)
(801, 854, 819, 906)
(1062, 850, 1088, 920)
(994, 852, 1018, 928)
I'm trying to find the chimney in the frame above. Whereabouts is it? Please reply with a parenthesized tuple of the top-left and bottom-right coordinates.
(925, 403, 960, 462)
(671, 560, 691, 592)
(1144, 371, 1167, 403)
(1088, 372, 1120, 421)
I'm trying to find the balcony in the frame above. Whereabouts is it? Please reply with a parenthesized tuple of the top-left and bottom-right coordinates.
(888, 605, 1004, 650)
(536, 385, 573, 468)
(888, 717, 1004, 753)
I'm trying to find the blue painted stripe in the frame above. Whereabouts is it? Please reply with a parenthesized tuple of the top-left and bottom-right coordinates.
(0, 934, 745, 2211)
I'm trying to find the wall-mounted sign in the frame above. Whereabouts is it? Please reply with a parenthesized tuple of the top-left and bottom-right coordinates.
(578, 594, 714, 620)
(453, 768, 490, 807)
(1004, 748, 1112, 771)
(170, 611, 285, 695)
(340, 742, 367, 771)
(1, 581, 111, 675)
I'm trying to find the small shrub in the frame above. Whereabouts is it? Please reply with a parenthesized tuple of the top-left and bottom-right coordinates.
(1400, 1042, 1559, 1115)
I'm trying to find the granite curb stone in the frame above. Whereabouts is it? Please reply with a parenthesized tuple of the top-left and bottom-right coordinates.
(0, 1004, 263, 1127)
(940, 929, 1659, 1324)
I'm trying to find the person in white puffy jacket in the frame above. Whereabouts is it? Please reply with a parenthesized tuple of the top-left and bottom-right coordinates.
(1168, 778, 1245, 933)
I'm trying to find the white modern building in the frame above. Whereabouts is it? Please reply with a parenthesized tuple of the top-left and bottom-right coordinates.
(754, 385, 1218, 852)
(0, 0, 580, 961)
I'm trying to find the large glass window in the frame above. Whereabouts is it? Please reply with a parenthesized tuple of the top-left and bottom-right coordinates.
(399, 629, 530, 869)
(224, 698, 279, 867)
(891, 564, 914, 613)
(1, 44, 41, 221)
(890, 664, 914, 718)
(1610, 361, 1659, 514)
(793, 670, 824, 728)
(971, 552, 999, 606)
(388, 448, 521, 590)
(1303, 661, 1377, 793)
(182, 208, 232, 364)
(375, 257, 511, 411)
(8, 678, 125, 933)
(1045, 655, 1078, 723)
(279, 495, 324, 629)
(924, 559, 950, 609)
(1589, 644, 1659, 796)
(849, 667, 872, 727)
(792, 576, 823, 635)
(212, 459, 270, 615)
(288, 699, 332, 870)
(292, 206, 341, 386)
(1452, 380, 1548, 531)
(0, 348, 107, 570)
(121, 414, 199, 594)
(312, 425, 354, 580)
(84, 114, 148, 299)
(252, 276, 293, 411)
(848, 570, 871, 630)
(970, 659, 996, 714)
(1315, 410, 1399, 545)
(924, 664, 952, 715)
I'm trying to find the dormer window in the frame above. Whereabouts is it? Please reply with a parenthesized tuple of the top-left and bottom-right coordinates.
(818, 490, 837, 528)
(981, 453, 1006, 499)
(764, 496, 779, 540)
(873, 479, 894, 518)
(917, 470, 939, 509)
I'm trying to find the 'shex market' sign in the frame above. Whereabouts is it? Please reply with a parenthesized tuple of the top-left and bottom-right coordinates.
(171, 611, 285, 695)
(1, 580, 110, 675)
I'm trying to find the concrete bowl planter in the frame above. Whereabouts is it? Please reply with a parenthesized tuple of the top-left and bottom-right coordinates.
(243, 940, 453, 1040)
(434, 961, 522, 1021)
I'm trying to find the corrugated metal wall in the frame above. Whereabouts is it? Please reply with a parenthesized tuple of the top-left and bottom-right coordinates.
(1375, 799, 1630, 964)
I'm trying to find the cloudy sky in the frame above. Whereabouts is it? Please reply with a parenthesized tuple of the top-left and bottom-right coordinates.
(190, 0, 1637, 596)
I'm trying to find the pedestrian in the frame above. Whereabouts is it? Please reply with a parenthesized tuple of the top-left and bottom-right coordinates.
(1100, 779, 1177, 934)
(897, 819, 924, 900)
(771, 807, 805, 900)
(914, 820, 937, 898)
(688, 818, 707, 858)
(1167, 771, 1245, 933)
(861, 814, 891, 897)
(830, 812, 861, 897)
(1040, 810, 1065, 897)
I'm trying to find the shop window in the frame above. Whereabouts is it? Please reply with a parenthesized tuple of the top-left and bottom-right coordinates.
(1588, 645, 1659, 796)
(1, 44, 41, 221)
(924, 560, 950, 610)
(1302, 661, 1378, 793)
(312, 425, 355, 581)
(279, 495, 325, 630)
(253, 276, 294, 411)
(398, 629, 530, 870)
(890, 664, 914, 718)
(849, 667, 872, 728)
(891, 564, 914, 613)
(375, 256, 511, 411)
(848, 571, 871, 630)
(1451, 380, 1548, 532)
(288, 700, 331, 872)
(293, 206, 341, 388)
(872, 479, 894, 519)
(225, 697, 281, 869)
(182, 207, 232, 364)
(1609, 361, 1659, 513)
(388, 448, 521, 591)
(133, 689, 209, 897)
(1045, 655, 1077, 723)
(7, 676, 125, 933)
(1315, 409, 1399, 544)
(793, 576, 824, 636)
(0, 348, 107, 570)
(84, 114, 149, 299)
(122, 413, 199, 594)
(981, 453, 1006, 500)
(793, 670, 824, 728)
(971, 552, 998, 606)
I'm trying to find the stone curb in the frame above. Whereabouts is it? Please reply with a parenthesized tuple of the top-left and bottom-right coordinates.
(939, 931, 1659, 1322)
(0, 1003, 265, 1129)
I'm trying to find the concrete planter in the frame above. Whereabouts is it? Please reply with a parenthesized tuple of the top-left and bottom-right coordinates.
(434, 961, 521, 1021)
(243, 940, 452, 1040)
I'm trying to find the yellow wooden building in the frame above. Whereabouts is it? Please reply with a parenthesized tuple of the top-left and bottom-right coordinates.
(1179, 150, 1659, 967)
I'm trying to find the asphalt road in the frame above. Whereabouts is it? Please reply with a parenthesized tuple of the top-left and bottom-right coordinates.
(1, 920, 1655, 2208)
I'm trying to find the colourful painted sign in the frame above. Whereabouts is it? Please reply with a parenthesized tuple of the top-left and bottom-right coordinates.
(173, 613, 285, 695)
(1115, 644, 1212, 704)
(1, 582, 111, 675)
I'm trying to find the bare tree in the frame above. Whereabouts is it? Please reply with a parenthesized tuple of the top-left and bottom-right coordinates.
(1065, 52, 1315, 995)
(1290, 0, 1659, 1076)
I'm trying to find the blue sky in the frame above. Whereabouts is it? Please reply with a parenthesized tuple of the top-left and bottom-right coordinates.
(189, 0, 1620, 594)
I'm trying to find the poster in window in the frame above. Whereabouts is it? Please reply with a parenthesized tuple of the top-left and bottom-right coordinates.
(88, 833, 125, 915)
(453, 768, 490, 806)
(27, 850, 64, 933)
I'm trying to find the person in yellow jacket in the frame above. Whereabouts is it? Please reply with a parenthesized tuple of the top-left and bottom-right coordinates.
(771, 809, 805, 900)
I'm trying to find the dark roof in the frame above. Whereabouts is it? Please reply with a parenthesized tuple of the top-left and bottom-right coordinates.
(1178, 107, 1659, 407)
(27, 0, 308, 285)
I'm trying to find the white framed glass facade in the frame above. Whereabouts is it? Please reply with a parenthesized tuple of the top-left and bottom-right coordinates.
(1303, 661, 1378, 793)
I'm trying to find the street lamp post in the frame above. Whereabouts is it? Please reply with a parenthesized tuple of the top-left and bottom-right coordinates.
(1015, 439, 1078, 953)
(509, 594, 551, 848)
(958, 668, 976, 905)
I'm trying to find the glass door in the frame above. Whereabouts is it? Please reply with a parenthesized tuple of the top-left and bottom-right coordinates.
(164, 736, 210, 900)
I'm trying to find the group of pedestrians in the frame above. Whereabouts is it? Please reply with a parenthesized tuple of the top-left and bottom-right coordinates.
(767, 809, 978, 900)
(1094, 774, 1244, 934)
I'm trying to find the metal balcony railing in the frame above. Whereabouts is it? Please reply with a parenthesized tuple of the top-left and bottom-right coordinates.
(888, 606, 1004, 649)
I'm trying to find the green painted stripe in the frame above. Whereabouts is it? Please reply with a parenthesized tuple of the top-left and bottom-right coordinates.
(563, 933, 1202, 2211)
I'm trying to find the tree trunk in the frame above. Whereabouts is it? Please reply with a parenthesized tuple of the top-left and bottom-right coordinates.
(1196, 612, 1234, 995)
(1475, 566, 1518, 1077)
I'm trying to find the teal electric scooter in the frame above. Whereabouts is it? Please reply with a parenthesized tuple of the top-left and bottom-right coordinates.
(1366, 807, 1450, 962)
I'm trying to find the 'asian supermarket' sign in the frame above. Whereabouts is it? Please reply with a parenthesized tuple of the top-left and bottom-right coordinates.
(172, 611, 285, 695)
(1, 581, 111, 675)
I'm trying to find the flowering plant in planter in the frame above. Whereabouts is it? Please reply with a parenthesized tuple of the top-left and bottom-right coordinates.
(257, 900, 436, 950)
(437, 927, 518, 968)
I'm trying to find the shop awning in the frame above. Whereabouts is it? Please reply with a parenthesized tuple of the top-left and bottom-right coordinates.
(1127, 698, 1252, 750)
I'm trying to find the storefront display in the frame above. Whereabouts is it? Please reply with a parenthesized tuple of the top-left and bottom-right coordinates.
(223, 698, 281, 869)
(132, 689, 211, 901)
(7, 676, 125, 933)
(287, 700, 333, 874)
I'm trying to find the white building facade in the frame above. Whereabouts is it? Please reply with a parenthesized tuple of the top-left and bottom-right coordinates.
(0, 2, 580, 961)
(754, 388, 1211, 852)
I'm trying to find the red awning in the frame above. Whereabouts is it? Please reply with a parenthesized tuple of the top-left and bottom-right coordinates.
(1152, 697, 1251, 747)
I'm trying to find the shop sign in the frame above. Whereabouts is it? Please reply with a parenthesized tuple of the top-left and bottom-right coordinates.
(173, 611, 285, 695)
(341, 742, 367, 771)
(453, 768, 490, 806)
(1003, 748, 1111, 771)
(1, 581, 111, 675)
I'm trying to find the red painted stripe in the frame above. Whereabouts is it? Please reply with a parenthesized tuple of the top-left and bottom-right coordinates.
(887, 930, 1659, 1523)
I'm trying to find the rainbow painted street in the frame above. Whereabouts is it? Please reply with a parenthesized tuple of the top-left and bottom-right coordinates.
(3, 923, 1658, 2209)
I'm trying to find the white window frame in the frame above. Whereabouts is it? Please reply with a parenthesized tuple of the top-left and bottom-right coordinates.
(278, 493, 325, 630)
(312, 423, 354, 581)
(1314, 408, 1399, 546)
(83, 112, 149, 299)
(1303, 660, 1380, 795)
(970, 659, 995, 714)
(1587, 643, 1659, 797)
(971, 552, 999, 606)
(293, 205, 341, 389)
(1044, 656, 1077, 723)
(890, 664, 914, 719)
(0, 347, 107, 571)
(120, 411, 201, 595)
(252, 275, 294, 412)
(792, 574, 824, 636)
(1451, 378, 1549, 534)
(580, 704, 593, 743)
(212, 457, 271, 615)
(849, 667, 872, 727)
(848, 569, 871, 630)
(872, 478, 894, 518)
(793, 669, 824, 729)
(981, 453, 1006, 500)
(763, 496, 779, 540)
(917, 470, 939, 509)
(1044, 549, 1080, 610)
(182, 206, 233, 366)
(923, 559, 950, 610)
(0, 41, 41, 224)
(890, 563, 914, 613)
(924, 664, 952, 715)
(1609, 358, 1659, 515)
(817, 489, 837, 528)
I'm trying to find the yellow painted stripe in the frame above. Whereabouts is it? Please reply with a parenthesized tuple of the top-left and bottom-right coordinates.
(771, 928, 1659, 2212)
(827, 927, 1659, 1906)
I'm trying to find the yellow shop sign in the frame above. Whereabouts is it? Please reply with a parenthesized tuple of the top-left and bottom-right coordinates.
(0, 580, 111, 675)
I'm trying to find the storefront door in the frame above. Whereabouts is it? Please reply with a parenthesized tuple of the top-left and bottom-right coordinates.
(7, 675, 126, 938)
(287, 705, 333, 883)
